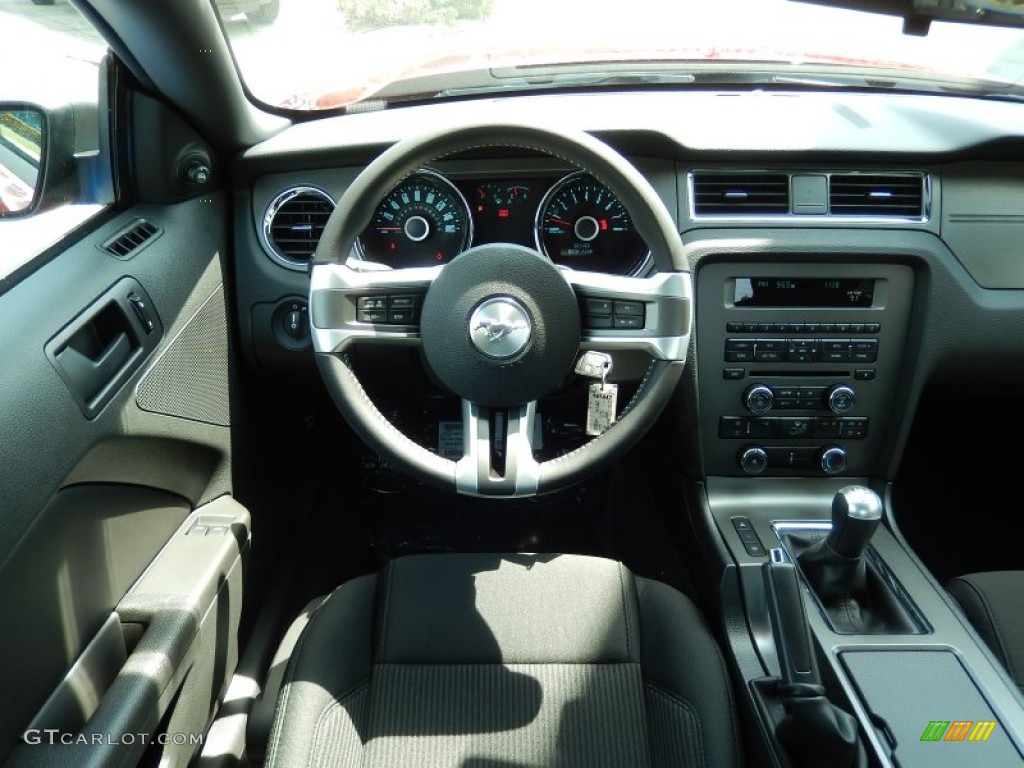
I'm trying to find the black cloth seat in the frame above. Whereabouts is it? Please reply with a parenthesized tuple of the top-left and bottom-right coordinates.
(263, 553, 741, 767)
(947, 571, 1024, 695)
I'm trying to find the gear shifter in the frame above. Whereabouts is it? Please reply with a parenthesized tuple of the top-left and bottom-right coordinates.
(825, 485, 883, 559)
(789, 485, 919, 634)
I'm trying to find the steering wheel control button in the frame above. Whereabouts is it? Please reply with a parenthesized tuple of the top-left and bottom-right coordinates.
(353, 294, 421, 325)
(827, 384, 857, 414)
(744, 384, 774, 414)
(420, 243, 580, 408)
(739, 446, 768, 475)
(357, 308, 388, 323)
(581, 297, 646, 330)
(820, 446, 848, 474)
(470, 297, 532, 359)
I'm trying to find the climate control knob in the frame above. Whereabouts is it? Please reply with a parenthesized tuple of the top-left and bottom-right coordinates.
(820, 446, 848, 475)
(739, 446, 769, 475)
(744, 384, 774, 414)
(827, 384, 856, 414)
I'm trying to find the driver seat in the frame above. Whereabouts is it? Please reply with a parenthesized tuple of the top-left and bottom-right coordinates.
(262, 553, 740, 767)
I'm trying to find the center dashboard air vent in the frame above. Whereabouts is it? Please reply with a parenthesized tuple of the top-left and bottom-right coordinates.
(263, 186, 336, 269)
(691, 173, 790, 215)
(828, 173, 925, 217)
(690, 169, 928, 220)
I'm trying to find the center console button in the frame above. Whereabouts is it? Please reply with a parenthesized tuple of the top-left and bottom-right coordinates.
(797, 386, 826, 408)
(719, 417, 749, 439)
(749, 417, 778, 438)
(827, 384, 857, 414)
(812, 417, 843, 438)
(778, 417, 813, 439)
(744, 384, 775, 414)
(739, 446, 768, 475)
(787, 339, 819, 363)
(773, 386, 799, 409)
(820, 446, 848, 474)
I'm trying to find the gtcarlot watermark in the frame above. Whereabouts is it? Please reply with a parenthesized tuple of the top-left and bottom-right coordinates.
(24, 730, 203, 747)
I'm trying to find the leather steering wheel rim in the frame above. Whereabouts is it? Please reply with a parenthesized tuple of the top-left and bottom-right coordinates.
(309, 122, 691, 496)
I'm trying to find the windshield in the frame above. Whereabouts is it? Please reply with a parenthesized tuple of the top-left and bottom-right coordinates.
(220, 0, 1024, 110)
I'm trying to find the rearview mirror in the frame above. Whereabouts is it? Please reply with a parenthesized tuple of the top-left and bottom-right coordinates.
(0, 106, 44, 218)
(793, 0, 1024, 35)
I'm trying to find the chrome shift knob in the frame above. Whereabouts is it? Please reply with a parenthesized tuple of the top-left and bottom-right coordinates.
(826, 485, 882, 560)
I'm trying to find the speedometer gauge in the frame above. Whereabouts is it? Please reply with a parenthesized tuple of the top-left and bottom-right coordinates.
(358, 170, 472, 268)
(535, 172, 650, 275)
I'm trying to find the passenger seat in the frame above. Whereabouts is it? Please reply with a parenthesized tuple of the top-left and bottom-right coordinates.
(946, 571, 1024, 695)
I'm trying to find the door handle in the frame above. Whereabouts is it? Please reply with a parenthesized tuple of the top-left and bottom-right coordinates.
(55, 331, 131, 403)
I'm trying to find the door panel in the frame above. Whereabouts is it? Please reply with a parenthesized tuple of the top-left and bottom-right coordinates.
(0, 194, 236, 761)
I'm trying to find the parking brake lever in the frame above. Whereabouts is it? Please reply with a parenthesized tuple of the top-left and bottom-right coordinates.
(763, 548, 867, 768)
(764, 548, 820, 691)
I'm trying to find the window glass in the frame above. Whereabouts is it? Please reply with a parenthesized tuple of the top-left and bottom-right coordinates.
(220, 0, 1024, 111)
(0, 0, 107, 280)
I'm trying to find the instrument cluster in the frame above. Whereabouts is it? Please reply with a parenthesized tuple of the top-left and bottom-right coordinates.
(355, 170, 651, 276)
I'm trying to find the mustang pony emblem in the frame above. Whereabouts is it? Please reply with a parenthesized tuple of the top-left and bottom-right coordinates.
(474, 318, 528, 343)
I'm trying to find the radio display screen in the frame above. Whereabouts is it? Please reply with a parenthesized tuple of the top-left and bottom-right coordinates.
(733, 277, 875, 308)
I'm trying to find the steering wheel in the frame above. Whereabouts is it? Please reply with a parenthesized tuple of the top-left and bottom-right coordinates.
(308, 123, 692, 497)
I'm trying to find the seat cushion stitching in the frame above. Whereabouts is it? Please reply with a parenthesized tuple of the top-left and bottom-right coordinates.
(645, 681, 706, 767)
(618, 562, 634, 659)
(306, 681, 370, 768)
(265, 580, 362, 767)
(378, 560, 395, 660)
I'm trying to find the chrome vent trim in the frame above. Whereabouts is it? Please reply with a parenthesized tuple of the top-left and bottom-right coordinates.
(102, 219, 160, 259)
(688, 170, 930, 222)
(828, 173, 925, 217)
(692, 172, 789, 215)
(262, 186, 336, 270)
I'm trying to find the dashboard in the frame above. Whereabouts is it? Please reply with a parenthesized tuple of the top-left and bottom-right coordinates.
(263, 168, 650, 275)
(234, 88, 1024, 483)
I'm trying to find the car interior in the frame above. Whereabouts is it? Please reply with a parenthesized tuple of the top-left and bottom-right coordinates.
(2, 0, 1024, 766)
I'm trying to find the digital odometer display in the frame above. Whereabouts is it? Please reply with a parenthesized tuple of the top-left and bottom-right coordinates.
(734, 277, 876, 307)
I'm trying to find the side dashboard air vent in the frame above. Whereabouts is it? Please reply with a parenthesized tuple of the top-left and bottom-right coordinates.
(829, 174, 925, 217)
(263, 186, 335, 268)
(103, 219, 160, 259)
(692, 173, 790, 215)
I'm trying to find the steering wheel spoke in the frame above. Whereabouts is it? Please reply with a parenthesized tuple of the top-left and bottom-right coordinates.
(565, 269, 692, 361)
(455, 399, 540, 497)
(309, 261, 441, 354)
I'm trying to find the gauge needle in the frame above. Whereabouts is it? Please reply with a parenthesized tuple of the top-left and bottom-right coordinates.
(548, 218, 572, 226)
(376, 227, 402, 231)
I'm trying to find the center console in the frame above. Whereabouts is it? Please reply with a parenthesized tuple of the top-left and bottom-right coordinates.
(697, 261, 914, 478)
(692, 252, 1024, 767)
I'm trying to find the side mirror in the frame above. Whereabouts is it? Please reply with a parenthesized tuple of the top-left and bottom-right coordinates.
(0, 106, 45, 218)
(0, 94, 110, 219)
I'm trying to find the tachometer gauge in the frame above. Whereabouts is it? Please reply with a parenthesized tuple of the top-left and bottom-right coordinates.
(535, 172, 650, 275)
(358, 170, 472, 268)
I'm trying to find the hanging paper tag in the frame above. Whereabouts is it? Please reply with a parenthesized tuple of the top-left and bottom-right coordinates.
(586, 381, 618, 436)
